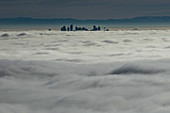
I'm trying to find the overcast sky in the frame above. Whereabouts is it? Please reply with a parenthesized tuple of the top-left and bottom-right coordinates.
(0, 0, 170, 19)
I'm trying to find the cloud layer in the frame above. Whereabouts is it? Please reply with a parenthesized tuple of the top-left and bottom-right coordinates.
(0, 59, 170, 113)
(1, 30, 170, 63)
(0, 30, 170, 113)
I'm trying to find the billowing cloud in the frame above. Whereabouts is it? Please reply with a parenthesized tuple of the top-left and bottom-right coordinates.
(1, 29, 170, 113)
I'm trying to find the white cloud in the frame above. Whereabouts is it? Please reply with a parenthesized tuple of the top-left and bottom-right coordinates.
(0, 30, 170, 113)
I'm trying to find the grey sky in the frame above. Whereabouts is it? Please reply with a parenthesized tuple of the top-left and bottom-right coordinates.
(0, 0, 170, 19)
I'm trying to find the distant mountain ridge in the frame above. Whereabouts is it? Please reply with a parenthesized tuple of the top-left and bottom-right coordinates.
(1, 16, 170, 24)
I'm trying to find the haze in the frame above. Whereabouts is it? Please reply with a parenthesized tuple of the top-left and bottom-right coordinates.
(1, 0, 170, 19)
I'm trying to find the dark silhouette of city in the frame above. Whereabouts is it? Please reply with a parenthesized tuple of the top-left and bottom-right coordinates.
(61, 24, 109, 31)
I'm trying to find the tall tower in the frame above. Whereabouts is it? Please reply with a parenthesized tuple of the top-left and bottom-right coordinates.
(67, 27, 70, 31)
(70, 24, 73, 31)
(93, 25, 97, 31)
(98, 26, 101, 31)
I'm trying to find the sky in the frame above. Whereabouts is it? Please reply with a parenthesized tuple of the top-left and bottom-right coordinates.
(0, 0, 170, 19)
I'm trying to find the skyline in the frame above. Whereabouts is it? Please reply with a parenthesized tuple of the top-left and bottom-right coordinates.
(0, 0, 170, 19)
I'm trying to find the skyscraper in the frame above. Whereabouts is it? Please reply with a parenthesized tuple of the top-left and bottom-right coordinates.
(92, 25, 97, 31)
(70, 24, 73, 31)
(98, 26, 101, 31)
(67, 27, 70, 31)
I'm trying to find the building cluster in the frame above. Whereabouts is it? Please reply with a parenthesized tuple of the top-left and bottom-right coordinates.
(61, 24, 73, 31)
(61, 24, 107, 31)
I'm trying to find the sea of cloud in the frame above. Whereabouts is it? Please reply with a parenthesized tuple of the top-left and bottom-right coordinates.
(1, 30, 170, 113)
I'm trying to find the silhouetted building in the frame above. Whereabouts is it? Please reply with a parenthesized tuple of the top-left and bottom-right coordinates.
(61, 26, 66, 31)
(61, 24, 103, 31)
(70, 24, 73, 31)
(82, 27, 88, 31)
(75, 26, 78, 31)
(104, 29, 109, 31)
(98, 26, 101, 31)
(67, 27, 70, 31)
(74, 26, 88, 31)
(92, 25, 97, 31)
(78, 27, 82, 31)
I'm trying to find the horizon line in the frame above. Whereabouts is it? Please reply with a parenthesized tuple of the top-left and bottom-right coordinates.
(1, 16, 170, 20)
